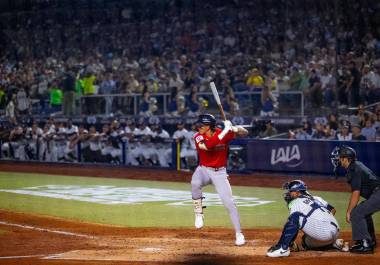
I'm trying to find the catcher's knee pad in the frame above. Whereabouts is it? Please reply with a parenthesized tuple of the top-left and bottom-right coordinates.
(193, 198, 203, 214)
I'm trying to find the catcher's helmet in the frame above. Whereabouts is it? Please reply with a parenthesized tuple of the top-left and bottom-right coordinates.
(283, 180, 308, 192)
(282, 180, 308, 203)
(330, 145, 356, 169)
(197, 114, 216, 128)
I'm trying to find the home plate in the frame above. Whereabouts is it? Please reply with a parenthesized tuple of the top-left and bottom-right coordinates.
(139, 247, 162, 253)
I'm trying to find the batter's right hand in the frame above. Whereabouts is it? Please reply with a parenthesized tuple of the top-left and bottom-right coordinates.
(218, 120, 233, 140)
(223, 120, 233, 130)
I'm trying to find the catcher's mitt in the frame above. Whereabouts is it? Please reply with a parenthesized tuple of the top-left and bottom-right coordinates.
(290, 241, 302, 252)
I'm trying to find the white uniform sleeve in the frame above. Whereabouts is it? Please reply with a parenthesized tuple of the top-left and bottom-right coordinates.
(313, 196, 329, 208)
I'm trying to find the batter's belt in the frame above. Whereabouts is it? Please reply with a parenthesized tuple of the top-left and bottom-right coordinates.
(201, 165, 226, 171)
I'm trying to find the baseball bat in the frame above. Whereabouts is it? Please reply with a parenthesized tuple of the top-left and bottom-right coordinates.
(210, 81, 226, 121)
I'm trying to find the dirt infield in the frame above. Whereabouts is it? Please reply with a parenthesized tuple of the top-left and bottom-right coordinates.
(0, 210, 379, 265)
(1, 162, 378, 265)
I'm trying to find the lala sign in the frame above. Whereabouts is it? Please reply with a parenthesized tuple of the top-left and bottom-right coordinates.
(270, 145, 303, 167)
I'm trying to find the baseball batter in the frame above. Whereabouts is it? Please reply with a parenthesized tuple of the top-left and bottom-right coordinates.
(191, 113, 248, 246)
(267, 180, 344, 257)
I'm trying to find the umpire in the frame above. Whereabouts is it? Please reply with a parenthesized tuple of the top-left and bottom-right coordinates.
(331, 145, 380, 253)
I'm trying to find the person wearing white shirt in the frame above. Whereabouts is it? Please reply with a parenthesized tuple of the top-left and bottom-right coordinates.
(336, 125, 353, 141)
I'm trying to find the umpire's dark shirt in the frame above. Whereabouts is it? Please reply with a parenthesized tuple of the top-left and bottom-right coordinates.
(346, 161, 380, 199)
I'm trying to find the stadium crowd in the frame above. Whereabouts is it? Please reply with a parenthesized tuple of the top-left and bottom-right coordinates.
(1, 0, 380, 160)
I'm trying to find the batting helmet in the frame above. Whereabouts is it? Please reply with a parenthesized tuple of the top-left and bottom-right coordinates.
(196, 114, 216, 128)
(282, 180, 308, 204)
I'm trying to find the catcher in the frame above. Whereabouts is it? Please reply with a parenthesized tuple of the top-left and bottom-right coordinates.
(267, 180, 346, 257)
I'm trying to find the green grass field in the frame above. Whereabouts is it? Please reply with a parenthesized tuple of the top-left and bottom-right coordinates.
(0, 172, 378, 231)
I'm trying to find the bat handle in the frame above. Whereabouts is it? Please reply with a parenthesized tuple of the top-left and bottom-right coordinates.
(218, 104, 226, 121)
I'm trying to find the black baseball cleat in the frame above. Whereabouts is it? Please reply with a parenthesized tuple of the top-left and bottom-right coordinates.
(370, 240, 377, 248)
(349, 240, 374, 254)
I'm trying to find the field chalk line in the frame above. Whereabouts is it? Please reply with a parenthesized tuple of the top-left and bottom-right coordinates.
(0, 221, 95, 239)
(0, 255, 45, 259)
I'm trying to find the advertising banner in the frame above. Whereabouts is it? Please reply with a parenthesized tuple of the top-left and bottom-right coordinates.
(246, 140, 380, 175)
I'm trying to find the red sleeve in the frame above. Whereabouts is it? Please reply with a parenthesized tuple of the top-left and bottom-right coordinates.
(223, 130, 235, 143)
(204, 133, 221, 149)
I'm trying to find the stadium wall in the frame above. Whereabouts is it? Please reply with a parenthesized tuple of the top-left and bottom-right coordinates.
(245, 140, 380, 175)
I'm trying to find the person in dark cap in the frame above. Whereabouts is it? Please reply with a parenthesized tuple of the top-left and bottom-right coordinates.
(336, 121, 352, 141)
(331, 146, 380, 253)
(259, 120, 277, 138)
(351, 124, 366, 141)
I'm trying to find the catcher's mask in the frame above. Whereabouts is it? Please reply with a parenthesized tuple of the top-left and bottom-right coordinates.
(330, 145, 356, 172)
(282, 180, 308, 204)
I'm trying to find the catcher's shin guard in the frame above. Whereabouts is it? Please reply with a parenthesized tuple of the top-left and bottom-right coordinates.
(193, 198, 204, 229)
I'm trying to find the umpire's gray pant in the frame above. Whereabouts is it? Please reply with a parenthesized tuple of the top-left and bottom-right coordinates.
(350, 188, 380, 241)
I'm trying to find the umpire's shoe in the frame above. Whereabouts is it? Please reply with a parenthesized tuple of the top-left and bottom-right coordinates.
(266, 245, 290, 257)
(349, 239, 374, 254)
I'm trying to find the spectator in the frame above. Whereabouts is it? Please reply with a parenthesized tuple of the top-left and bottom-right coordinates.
(323, 124, 336, 140)
(49, 82, 63, 113)
(319, 66, 335, 107)
(327, 113, 339, 131)
(259, 120, 278, 138)
(0, 86, 5, 109)
(260, 86, 278, 117)
(337, 68, 351, 107)
(62, 68, 76, 116)
(187, 85, 200, 116)
(99, 72, 116, 115)
(307, 69, 323, 109)
(351, 123, 367, 141)
(223, 85, 240, 116)
(139, 90, 151, 114)
(352, 104, 371, 128)
(36, 74, 49, 113)
(361, 119, 376, 141)
(5, 94, 16, 120)
(16, 87, 30, 116)
(246, 68, 264, 91)
(347, 61, 361, 107)
(311, 122, 326, 139)
(82, 71, 97, 115)
(360, 65, 377, 105)
(295, 121, 313, 140)
(336, 123, 352, 141)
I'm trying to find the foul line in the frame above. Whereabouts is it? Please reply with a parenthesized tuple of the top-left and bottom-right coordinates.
(0, 221, 95, 239)
(0, 255, 45, 259)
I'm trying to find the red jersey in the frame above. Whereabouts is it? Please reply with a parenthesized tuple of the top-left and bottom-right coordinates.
(193, 127, 235, 168)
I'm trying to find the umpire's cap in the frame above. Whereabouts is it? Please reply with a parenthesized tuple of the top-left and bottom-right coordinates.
(338, 145, 356, 160)
(196, 114, 216, 128)
(283, 180, 308, 192)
